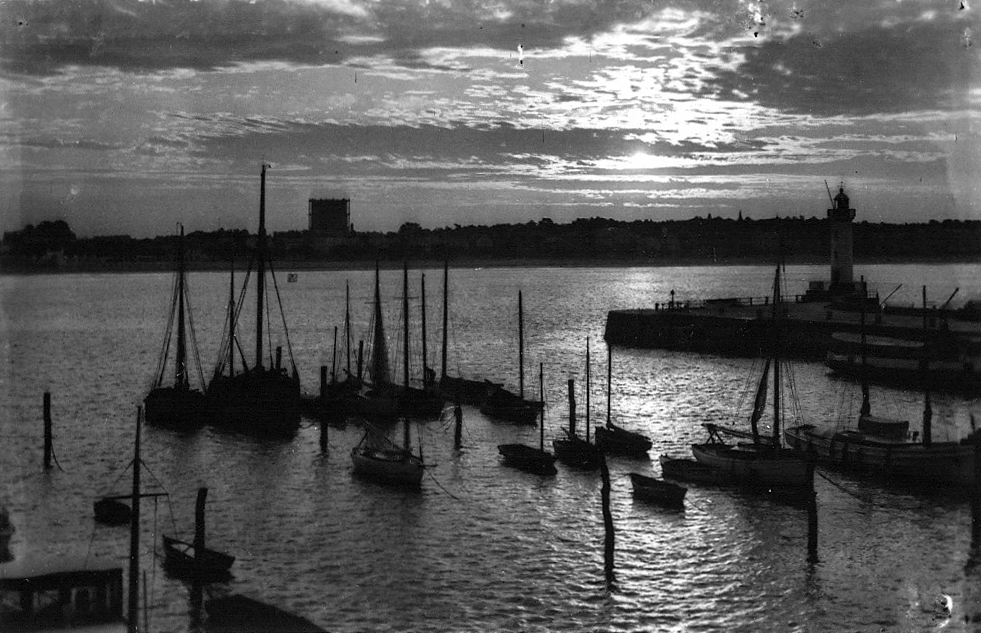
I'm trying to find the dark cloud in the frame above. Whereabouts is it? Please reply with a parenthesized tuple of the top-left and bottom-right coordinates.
(700, 17, 975, 115)
(0, 0, 694, 75)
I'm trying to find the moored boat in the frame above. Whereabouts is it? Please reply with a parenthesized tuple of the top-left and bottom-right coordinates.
(438, 260, 499, 405)
(658, 455, 728, 485)
(351, 419, 425, 487)
(786, 285, 979, 488)
(206, 164, 302, 437)
(479, 291, 543, 424)
(628, 472, 686, 507)
(161, 488, 235, 581)
(690, 266, 809, 490)
(498, 364, 556, 476)
(553, 376, 601, 470)
(594, 345, 652, 456)
(144, 225, 208, 429)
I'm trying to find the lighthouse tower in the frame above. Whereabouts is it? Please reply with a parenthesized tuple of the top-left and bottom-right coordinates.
(828, 186, 857, 293)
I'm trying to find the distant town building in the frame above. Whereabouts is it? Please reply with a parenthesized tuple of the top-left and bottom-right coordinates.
(308, 198, 351, 236)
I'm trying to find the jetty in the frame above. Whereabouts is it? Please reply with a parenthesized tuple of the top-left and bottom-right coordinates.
(604, 187, 981, 361)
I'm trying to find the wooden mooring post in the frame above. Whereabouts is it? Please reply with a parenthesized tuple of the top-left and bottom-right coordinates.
(806, 456, 818, 564)
(600, 455, 615, 587)
(43, 392, 53, 470)
(453, 403, 463, 450)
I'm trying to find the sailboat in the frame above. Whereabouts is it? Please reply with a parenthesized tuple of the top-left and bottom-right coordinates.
(785, 286, 980, 487)
(144, 225, 208, 429)
(690, 266, 810, 489)
(391, 265, 444, 418)
(594, 345, 652, 456)
(206, 165, 302, 437)
(553, 344, 602, 470)
(349, 263, 399, 421)
(351, 417, 425, 486)
(1, 408, 146, 632)
(480, 291, 543, 424)
(438, 261, 500, 404)
(498, 363, 557, 475)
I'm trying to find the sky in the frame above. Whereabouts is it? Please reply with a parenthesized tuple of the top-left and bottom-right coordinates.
(0, 0, 979, 237)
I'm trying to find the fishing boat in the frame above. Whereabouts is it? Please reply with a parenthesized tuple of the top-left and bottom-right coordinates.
(480, 291, 543, 424)
(553, 375, 601, 470)
(498, 364, 557, 475)
(785, 286, 980, 487)
(438, 261, 499, 404)
(628, 472, 687, 507)
(658, 455, 729, 485)
(348, 263, 400, 421)
(351, 419, 425, 487)
(144, 225, 208, 429)
(594, 345, 652, 456)
(206, 165, 302, 437)
(1, 409, 146, 632)
(391, 265, 444, 418)
(161, 488, 235, 581)
(691, 266, 810, 490)
(826, 332, 981, 395)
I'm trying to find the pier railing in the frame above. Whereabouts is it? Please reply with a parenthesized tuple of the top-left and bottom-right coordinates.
(652, 293, 810, 311)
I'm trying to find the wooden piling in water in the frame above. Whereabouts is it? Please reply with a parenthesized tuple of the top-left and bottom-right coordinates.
(453, 403, 463, 450)
(43, 392, 52, 470)
(973, 434, 981, 545)
(600, 455, 615, 586)
(806, 457, 818, 564)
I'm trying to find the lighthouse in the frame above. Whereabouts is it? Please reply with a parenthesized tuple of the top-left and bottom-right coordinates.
(828, 186, 857, 292)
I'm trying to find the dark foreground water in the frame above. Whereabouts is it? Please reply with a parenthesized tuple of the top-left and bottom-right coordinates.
(2, 263, 981, 632)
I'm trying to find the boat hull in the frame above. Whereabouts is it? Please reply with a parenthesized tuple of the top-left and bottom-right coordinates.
(161, 535, 235, 580)
(497, 444, 557, 475)
(553, 437, 601, 470)
(207, 368, 301, 436)
(438, 376, 495, 405)
(659, 455, 729, 485)
(691, 443, 810, 488)
(94, 498, 131, 526)
(351, 447, 424, 486)
(784, 425, 977, 487)
(594, 425, 652, 456)
(480, 387, 543, 425)
(144, 386, 209, 429)
(629, 473, 686, 506)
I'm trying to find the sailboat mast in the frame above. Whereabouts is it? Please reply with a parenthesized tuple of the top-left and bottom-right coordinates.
(421, 273, 428, 387)
(539, 363, 545, 452)
(586, 336, 591, 442)
(518, 291, 525, 399)
(255, 164, 268, 370)
(441, 260, 449, 382)
(860, 279, 870, 416)
(923, 286, 932, 447)
(771, 265, 781, 447)
(606, 345, 612, 427)
(345, 281, 351, 378)
(228, 258, 235, 378)
(128, 407, 141, 633)
(175, 225, 188, 390)
(403, 262, 410, 390)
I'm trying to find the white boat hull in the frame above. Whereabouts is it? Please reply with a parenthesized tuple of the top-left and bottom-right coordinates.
(691, 443, 810, 488)
(351, 447, 424, 486)
(784, 425, 977, 487)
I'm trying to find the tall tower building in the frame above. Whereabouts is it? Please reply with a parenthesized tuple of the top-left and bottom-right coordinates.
(828, 186, 855, 289)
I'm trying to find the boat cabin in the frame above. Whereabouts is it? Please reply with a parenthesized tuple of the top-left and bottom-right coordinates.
(0, 556, 124, 631)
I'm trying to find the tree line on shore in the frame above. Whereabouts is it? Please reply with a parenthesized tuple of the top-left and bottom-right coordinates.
(2, 215, 980, 271)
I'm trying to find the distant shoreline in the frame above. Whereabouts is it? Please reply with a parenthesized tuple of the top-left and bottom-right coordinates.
(3, 254, 980, 276)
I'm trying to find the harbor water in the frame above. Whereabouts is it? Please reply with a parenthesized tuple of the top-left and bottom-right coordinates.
(2, 263, 980, 632)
